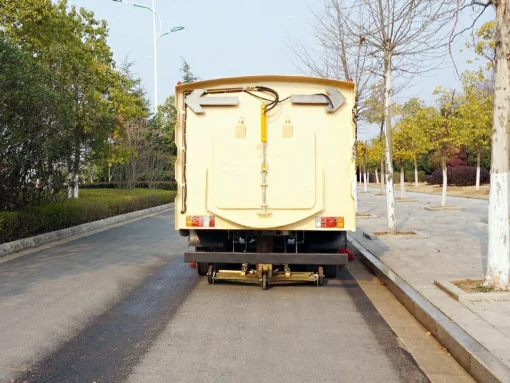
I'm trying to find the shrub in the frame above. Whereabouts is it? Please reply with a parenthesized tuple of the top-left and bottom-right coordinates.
(425, 166, 489, 186)
(0, 189, 176, 244)
(405, 170, 426, 183)
(428, 169, 443, 185)
(83, 181, 177, 191)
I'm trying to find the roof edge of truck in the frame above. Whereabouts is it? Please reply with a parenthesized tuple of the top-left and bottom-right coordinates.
(174, 75, 356, 92)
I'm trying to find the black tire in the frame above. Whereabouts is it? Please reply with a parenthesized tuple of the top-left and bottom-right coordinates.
(262, 273, 268, 290)
(207, 264, 214, 284)
(197, 262, 208, 276)
(317, 266, 324, 286)
(324, 265, 337, 278)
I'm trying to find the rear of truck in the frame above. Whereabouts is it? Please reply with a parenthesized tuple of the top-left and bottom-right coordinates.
(174, 75, 356, 288)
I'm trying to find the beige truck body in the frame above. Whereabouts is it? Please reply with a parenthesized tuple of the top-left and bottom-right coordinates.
(174, 75, 356, 233)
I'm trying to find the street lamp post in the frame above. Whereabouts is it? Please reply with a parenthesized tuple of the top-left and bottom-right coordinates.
(111, 0, 184, 114)
(151, 0, 158, 113)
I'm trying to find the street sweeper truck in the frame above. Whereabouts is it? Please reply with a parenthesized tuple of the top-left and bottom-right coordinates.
(174, 75, 356, 289)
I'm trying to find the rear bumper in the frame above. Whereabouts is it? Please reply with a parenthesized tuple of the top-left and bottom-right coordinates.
(184, 252, 348, 265)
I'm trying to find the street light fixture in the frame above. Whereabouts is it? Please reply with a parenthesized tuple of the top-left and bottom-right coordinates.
(159, 26, 184, 38)
(111, 0, 184, 114)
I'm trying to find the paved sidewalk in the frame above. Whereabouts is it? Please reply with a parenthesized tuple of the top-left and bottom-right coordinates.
(353, 187, 510, 374)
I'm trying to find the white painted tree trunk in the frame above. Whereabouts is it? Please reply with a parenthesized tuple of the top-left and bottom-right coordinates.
(414, 157, 419, 187)
(383, 51, 396, 234)
(375, 168, 379, 184)
(380, 156, 385, 193)
(354, 145, 358, 214)
(476, 149, 481, 191)
(400, 162, 406, 199)
(485, 0, 510, 290)
(363, 170, 367, 192)
(441, 152, 447, 207)
(354, 180, 358, 214)
(73, 173, 79, 199)
(367, 171, 370, 184)
(67, 173, 72, 199)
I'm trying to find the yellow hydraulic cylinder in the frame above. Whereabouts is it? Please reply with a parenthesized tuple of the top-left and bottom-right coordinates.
(261, 104, 267, 143)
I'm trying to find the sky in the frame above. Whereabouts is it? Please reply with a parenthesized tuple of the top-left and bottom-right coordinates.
(66, 0, 494, 140)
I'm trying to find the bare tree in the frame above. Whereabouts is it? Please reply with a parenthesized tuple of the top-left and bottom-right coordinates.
(287, 0, 377, 137)
(287, 0, 379, 216)
(341, 0, 454, 234)
(119, 118, 173, 190)
(142, 149, 173, 190)
(122, 118, 148, 189)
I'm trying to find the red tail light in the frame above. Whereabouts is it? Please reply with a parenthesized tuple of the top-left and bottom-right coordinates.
(186, 215, 215, 227)
(315, 216, 344, 228)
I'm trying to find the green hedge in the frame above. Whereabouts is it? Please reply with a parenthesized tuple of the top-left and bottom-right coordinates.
(0, 189, 176, 244)
(393, 170, 426, 183)
(83, 181, 177, 191)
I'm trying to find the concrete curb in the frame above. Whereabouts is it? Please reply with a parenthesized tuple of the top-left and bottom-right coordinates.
(362, 230, 426, 240)
(395, 198, 418, 203)
(347, 234, 510, 383)
(363, 185, 489, 201)
(435, 279, 510, 303)
(356, 214, 379, 219)
(0, 203, 174, 258)
(424, 205, 464, 211)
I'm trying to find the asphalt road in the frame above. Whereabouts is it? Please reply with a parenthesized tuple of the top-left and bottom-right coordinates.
(0, 209, 472, 383)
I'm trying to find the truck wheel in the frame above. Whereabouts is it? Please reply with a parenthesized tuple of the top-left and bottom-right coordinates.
(324, 265, 337, 278)
(207, 264, 214, 284)
(197, 262, 208, 276)
(317, 266, 324, 286)
(262, 273, 268, 290)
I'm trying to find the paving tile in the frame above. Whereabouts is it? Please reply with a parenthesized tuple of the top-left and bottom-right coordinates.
(464, 303, 510, 328)
(495, 325, 510, 338)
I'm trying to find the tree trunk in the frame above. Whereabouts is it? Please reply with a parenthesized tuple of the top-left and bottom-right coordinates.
(476, 149, 481, 191)
(383, 50, 396, 234)
(485, 0, 510, 290)
(73, 173, 79, 198)
(129, 152, 137, 190)
(380, 156, 385, 193)
(400, 161, 406, 199)
(354, 180, 358, 214)
(363, 167, 367, 192)
(367, 170, 370, 184)
(88, 165, 94, 184)
(108, 165, 111, 183)
(375, 167, 379, 184)
(354, 141, 358, 214)
(72, 142, 80, 199)
(441, 152, 447, 207)
(67, 172, 72, 199)
(414, 157, 419, 187)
